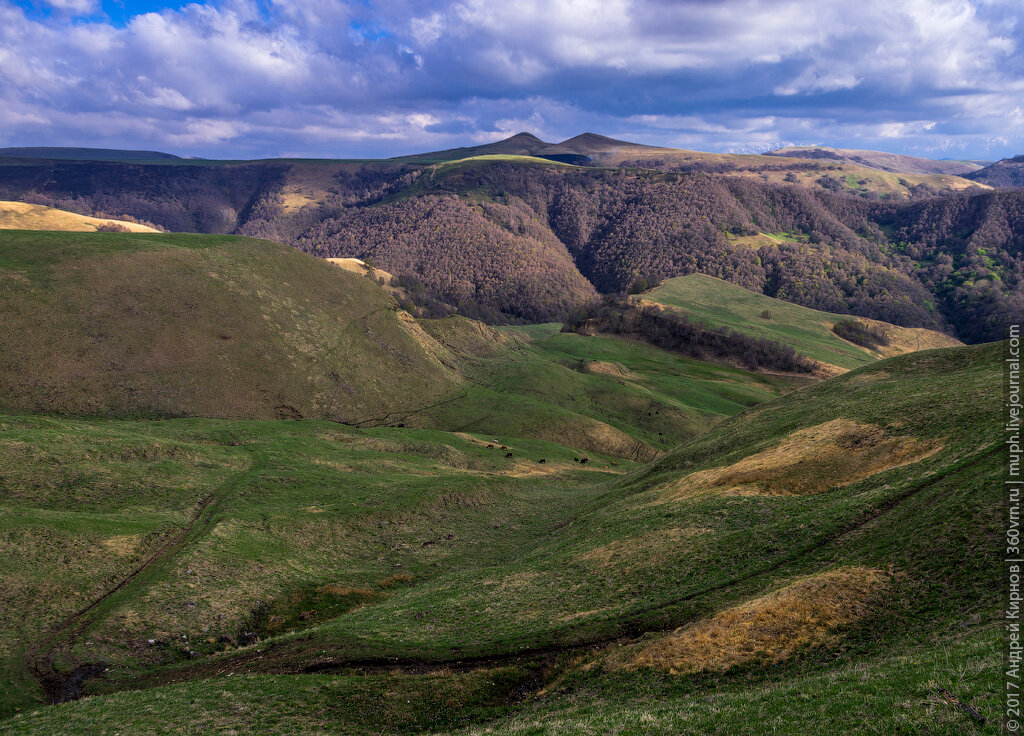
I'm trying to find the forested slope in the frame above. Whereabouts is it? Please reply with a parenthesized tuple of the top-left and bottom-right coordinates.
(0, 150, 1020, 339)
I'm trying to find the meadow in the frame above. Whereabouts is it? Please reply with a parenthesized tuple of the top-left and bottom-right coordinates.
(643, 273, 961, 370)
(0, 342, 1000, 734)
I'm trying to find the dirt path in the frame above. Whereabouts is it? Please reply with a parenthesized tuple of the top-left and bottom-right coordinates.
(25, 452, 264, 703)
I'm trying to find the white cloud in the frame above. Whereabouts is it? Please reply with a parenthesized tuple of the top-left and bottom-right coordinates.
(135, 83, 195, 112)
(0, 0, 1021, 157)
(410, 12, 444, 45)
(41, 0, 97, 15)
(165, 118, 249, 145)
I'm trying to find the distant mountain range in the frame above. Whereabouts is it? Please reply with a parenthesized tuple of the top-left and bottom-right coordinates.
(1, 132, 1022, 342)
(965, 155, 1024, 187)
(391, 131, 667, 164)
(764, 145, 984, 176)
(4, 138, 1020, 184)
(0, 146, 182, 161)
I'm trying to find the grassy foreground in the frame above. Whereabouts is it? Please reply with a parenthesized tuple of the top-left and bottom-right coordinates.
(0, 340, 1001, 734)
(5, 628, 995, 735)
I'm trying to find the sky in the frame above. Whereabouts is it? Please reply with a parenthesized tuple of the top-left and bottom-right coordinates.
(1, 0, 1023, 160)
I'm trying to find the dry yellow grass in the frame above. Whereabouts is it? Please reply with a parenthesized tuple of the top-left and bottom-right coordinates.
(540, 418, 659, 463)
(278, 164, 344, 213)
(624, 566, 886, 674)
(582, 360, 637, 379)
(838, 318, 963, 357)
(553, 607, 618, 624)
(100, 534, 141, 557)
(501, 458, 616, 477)
(325, 257, 396, 284)
(0, 200, 159, 232)
(419, 315, 523, 359)
(654, 418, 940, 502)
(804, 359, 848, 379)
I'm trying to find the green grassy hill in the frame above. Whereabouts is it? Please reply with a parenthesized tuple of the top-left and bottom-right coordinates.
(643, 274, 961, 371)
(0, 230, 463, 424)
(417, 318, 796, 461)
(0, 230, 997, 734)
(0, 231, 796, 461)
(0, 342, 1000, 734)
(765, 145, 983, 176)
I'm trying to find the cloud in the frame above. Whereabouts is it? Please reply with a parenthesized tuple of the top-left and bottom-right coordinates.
(40, 0, 96, 14)
(0, 0, 1021, 158)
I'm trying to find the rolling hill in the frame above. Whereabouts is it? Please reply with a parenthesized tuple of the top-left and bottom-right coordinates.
(391, 132, 552, 162)
(766, 145, 983, 175)
(0, 147, 181, 161)
(0, 230, 464, 423)
(0, 339, 997, 734)
(297, 193, 600, 323)
(0, 230, 800, 460)
(564, 140, 984, 193)
(298, 160, 950, 327)
(0, 135, 1017, 340)
(0, 201, 160, 233)
(391, 131, 667, 164)
(967, 154, 1024, 187)
(641, 274, 961, 372)
(533, 132, 669, 164)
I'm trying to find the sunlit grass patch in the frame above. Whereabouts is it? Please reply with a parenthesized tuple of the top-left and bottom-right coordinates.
(0, 200, 159, 233)
(623, 566, 887, 675)
(100, 534, 142, 557)
(653, 418, 940, 502)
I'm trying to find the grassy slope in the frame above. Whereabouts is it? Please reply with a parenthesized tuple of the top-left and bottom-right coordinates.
(594, 148, 986, 196)
(418, 318, 797, 460)
(0, 201, 159, 233)
(644, 273, 960, 370)
(0, 232, 797, 459)
(394, 144, 981, 198)
(0, 342, 1001, 734)
(0, 414, 636, 717)
(439, 154, 572, 167)
(380, 154, 573, 204)
(6, 630, 995, 735)
(0, 230, 462, 423)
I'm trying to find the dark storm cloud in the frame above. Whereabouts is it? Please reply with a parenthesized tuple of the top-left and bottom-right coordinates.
(1, 0, 1022, 158)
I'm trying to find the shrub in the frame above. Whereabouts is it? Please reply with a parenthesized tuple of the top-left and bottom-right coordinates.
(832, 319, 889, 349)
(627, 277, 650, 294)
(568, 297, 814, 374)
